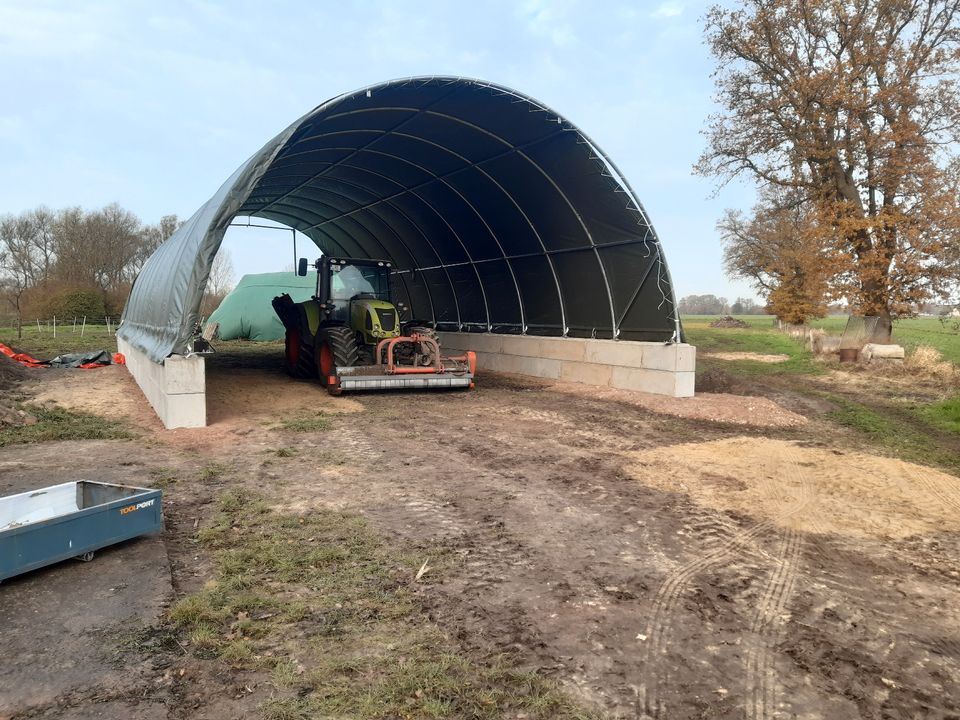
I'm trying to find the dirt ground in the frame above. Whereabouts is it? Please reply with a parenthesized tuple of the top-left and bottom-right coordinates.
(2, 345, 960, 719)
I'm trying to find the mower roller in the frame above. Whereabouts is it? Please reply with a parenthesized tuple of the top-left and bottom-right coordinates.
(272, 256, 476, 395)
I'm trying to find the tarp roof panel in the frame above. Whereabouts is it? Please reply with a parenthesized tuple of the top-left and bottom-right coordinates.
(120, 77, 683, 362)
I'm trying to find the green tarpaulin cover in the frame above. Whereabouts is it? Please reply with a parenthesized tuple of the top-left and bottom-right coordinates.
(208, 272, 315, 341)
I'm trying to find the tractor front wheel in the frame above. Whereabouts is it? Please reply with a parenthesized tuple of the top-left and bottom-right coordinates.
(316, 325, 359, 395)
(284, 328, 315, 378)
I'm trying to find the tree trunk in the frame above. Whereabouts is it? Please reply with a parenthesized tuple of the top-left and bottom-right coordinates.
(875, 307, 892, 344)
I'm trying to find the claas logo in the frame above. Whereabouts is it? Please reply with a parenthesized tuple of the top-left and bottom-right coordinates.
(119, 498, 156, 515)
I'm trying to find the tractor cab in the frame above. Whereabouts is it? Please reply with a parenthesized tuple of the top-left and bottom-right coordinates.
(298, 256, 401, 346)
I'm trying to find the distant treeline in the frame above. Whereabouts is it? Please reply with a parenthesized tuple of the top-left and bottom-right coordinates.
(677, 294, 767, 316)
(0, 204, 181, 332)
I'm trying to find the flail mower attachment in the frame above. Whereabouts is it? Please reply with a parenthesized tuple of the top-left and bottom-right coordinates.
(327, 334, 476, 395)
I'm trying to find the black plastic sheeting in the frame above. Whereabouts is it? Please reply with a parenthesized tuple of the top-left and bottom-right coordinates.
(120, 77, 683, 363)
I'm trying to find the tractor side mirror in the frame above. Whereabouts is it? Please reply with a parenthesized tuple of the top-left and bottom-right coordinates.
(297, 257, 309, 277)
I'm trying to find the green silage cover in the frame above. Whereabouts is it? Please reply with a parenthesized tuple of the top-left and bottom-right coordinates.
(208, 272, 315, 341)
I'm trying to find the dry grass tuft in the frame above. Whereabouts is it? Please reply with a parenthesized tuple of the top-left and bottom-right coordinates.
(904, 345, 958, 384)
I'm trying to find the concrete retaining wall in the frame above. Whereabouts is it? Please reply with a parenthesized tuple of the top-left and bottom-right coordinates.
(117, 337, 206, 429)
(438, 333, 696, 397)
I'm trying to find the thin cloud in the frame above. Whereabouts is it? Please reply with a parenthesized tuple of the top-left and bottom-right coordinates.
(652, 2, 685, 19)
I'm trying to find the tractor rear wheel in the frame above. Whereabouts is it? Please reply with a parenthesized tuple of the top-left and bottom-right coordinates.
(316, 325, 359, 393)
(284, 328, 316, 379)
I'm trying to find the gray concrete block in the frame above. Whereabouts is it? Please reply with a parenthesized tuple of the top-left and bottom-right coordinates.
(639, 343, 697, 372)
(560, 360, 614, 385)
(119, 337, 208, 429)
(584, 339, 644, 368)
(536, 337, 587, 362)
(611, 366, 693, 397)
(163, 354, 205, 394)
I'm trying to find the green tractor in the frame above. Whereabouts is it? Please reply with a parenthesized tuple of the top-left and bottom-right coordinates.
(272, 256, 476, 395)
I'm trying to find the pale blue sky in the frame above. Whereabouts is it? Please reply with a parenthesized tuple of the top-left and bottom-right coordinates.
(0, 0, 757, 300)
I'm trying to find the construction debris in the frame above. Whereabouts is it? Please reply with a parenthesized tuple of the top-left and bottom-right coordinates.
(709, 315, 751, 329)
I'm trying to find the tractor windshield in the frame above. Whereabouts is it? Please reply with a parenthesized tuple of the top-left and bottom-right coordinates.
(330, 263, 391, 302)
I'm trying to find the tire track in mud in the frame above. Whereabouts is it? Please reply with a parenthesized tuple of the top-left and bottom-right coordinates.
(388, 495, 534, 594)
(458, 515, 535, 593)
(401, 496, 467, 540)
(638, 447, 815, 718)
(743, 449, 814, 720)
(902, 464, 960, 516)
(638, 518, 778, 716)
(744, 529, 804, 720)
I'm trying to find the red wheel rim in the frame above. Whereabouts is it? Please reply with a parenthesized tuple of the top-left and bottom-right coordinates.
(318, 342, 334, 377)
(286, 330, 300, 366)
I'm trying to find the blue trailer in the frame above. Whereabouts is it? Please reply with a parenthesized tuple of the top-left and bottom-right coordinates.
(0, 481, 162, 582)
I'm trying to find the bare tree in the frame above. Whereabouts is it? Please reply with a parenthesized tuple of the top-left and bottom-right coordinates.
(200, 249, 236, 317)
(52, 203, 143, 291)
(207, 249, 236, 298)
(137, 214, 182, 271)
(0, 213, 43, 337)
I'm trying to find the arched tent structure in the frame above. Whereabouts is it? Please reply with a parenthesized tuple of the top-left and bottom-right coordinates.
(120, 76, 683, 363)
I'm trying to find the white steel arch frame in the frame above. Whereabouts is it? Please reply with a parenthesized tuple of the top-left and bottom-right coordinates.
(120, 76, 683, 363)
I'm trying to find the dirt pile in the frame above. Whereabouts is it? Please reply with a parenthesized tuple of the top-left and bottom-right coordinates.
(709, 315, 750, 328)
(0, 402, 36, 426)
(0, 353, 36, 425)
(0, 351, 31, 390)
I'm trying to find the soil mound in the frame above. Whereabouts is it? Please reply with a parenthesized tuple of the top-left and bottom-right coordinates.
(709, 315, 751, 329)
(0, 351, 31, 391)
(628, 437, 960, 539)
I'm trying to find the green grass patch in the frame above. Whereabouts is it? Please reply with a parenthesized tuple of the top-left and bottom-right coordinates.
(149, 467, 179, 487)
(277, 412, 332, 433)
(170, 491, 601, 720)
(682, 317, 822, 376)
(198, 462, 230, 482)
(0, 404, 132, 447)
(684, 314, 960, 366)
(0, 325, 118, 358)
(920, 396, 960, 434)
(824, 394, 960, 473)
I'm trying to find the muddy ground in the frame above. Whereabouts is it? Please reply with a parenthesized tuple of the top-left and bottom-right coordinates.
(2, 344, 959, 719)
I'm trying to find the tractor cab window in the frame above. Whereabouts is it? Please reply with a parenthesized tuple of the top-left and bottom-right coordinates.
(330, 263, 390, 302)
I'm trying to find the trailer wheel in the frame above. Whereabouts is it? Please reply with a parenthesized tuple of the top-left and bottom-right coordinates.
(284, 328, 315, 378)
(316, 326, 359, 393)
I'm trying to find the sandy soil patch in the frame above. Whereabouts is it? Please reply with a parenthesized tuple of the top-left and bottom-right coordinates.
(32, 366, 362, 426)
(548, 380, 807, 427)
(704, 351, 791, 363)
(205, 368, 362, 423)
(628, 437, 960, 539)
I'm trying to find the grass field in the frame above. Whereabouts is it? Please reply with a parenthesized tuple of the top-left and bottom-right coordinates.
(0, 324, 118, 357)
(683, 314, 960, 364)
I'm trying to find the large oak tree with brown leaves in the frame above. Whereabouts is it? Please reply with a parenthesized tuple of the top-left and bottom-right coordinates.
(699, 0, 960, 337)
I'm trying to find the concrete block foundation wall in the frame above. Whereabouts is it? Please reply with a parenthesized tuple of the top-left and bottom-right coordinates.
(117, 337, 207, 429)
(437, 333, 696, 397)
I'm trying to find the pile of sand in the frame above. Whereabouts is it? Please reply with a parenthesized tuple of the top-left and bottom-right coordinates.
(627, 437, 960, 540)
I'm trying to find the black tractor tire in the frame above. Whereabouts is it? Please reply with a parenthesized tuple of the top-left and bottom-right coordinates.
(284, 327, 316, 379)
(316, 325, 360, 391)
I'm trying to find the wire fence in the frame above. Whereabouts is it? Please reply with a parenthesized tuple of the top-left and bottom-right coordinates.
(0, 316, 121, 337)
